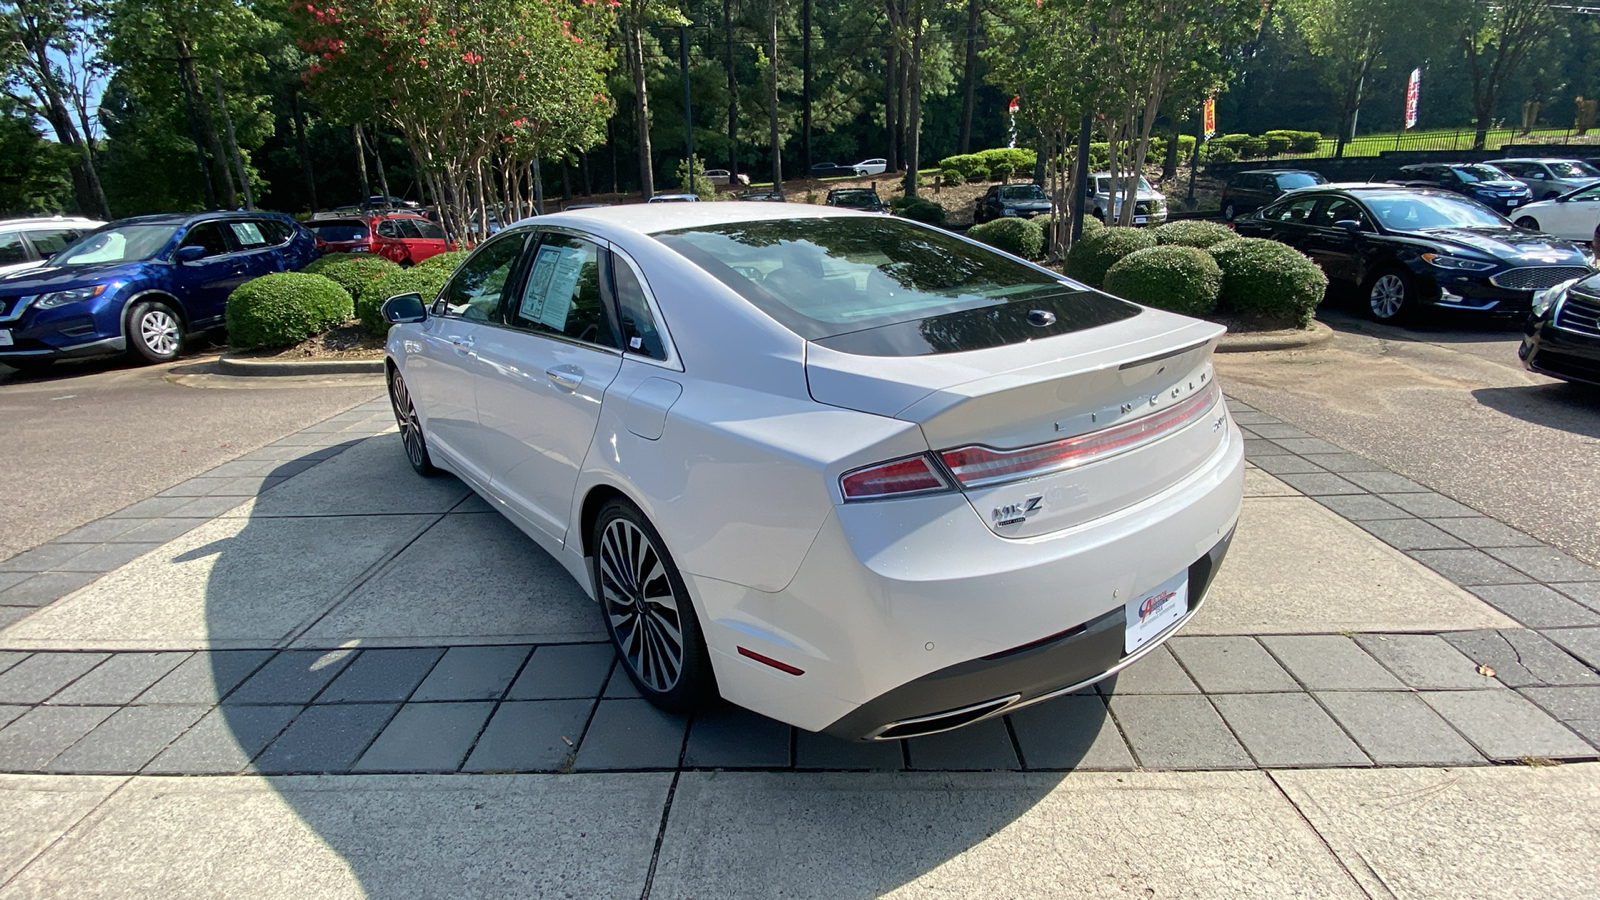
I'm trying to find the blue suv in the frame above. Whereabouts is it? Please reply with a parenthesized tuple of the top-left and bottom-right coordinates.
(0, 211, 318, 370)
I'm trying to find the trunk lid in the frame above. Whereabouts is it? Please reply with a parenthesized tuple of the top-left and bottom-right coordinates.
(808, 307, 1229, 536)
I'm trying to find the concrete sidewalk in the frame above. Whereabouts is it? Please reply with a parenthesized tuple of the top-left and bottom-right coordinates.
(2, 395, 1599, 895)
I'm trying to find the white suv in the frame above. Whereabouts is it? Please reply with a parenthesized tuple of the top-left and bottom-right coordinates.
(0, 216, 104, 277)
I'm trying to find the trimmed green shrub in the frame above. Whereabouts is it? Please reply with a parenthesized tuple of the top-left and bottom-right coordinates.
(414, 249, 469, 272)
(226, 273, 353, 349)
(1103, 246, 1222, 316)
(965, 164, 991, 184)
(1262, 133, 1293, 155)
(968, 217, 1044, 259)
(1203, 144, 1238, 164)
(941, 167, 964, 186)
(1240, 136, 1270, 158)
(1209, 237, 1329, 328)
(356, 267, 452, 336)
(891, 195, 947, 226)
(991, 163, 1014, 182)
(1063, 226, 1156, 288)
(1080, 215, 1105, 235)
(302, 253, 401, 300)
(939, 148, 1037, 179)
(1264, 129, 1322, 153)
(1152, 220, 1237, 249)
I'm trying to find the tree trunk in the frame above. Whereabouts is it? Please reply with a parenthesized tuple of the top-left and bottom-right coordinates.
(533, 158, 546, 215)
(1161, 122, 1180, 181)
(211, 71, 254, 209)
(180, 51, 235, 208)
(885, 40, 900, 171)
(904, 14, 924, 197)
(353, 125, 372, 203)
(768, 0, 783, 194)
(370, 127, 394, 204)
(628, 20, 655, 199)
(725, 0, 739, 178)
(22, 38, 108, 218)
(802, 0, 813, 174)
(581, 151, 593, 196)
(290, 87, 318, 212)
(958, 0, 979, 154)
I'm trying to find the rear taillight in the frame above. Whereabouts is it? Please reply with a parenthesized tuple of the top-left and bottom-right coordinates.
(940, 382, 1221, 488)
(839, 454, 952, 501)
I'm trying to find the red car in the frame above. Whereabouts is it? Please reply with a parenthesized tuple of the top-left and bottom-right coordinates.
(307, 212, 453, 266)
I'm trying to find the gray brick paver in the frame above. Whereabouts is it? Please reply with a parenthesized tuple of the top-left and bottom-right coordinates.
(1429, 517, 1543, 549)
(0, 572, 100, 608)
(0, 652, 28, 677)
(1337, 471, 1429, 493)
(50, 652, 191, 705)
(1467, 584, 1600, 629)
(1442, 630, 1600, 689)
(1168, 636, 1297, 693)
(0, 706, 114, 770)
(1544, 628, 1600, 671)
(1008, 694, 1135, 770)
(409, 645, 531, 701)
(1259, 635, 1404, 691)
(1518, 687, 1600, 747)
(1485, 546, 1600, 584)
(253, 703, 399, 773)
(506, 643, 615, 700)
(227, 649, 357, 705)
(352, 701, 495, 773)
(1421, 690, 1595, 760)
(573, 699, 686, 770)
(906, 718, 1020, 771)
(1273, 473, 1365, 496)
(1313, 494, 1413, 521)
(462, 700, 593, 772)
(1380, 492, 1478, 518)
(138, 650, 276, 704)
(144, 705, 301, 774)
(794, 731, 905, 770)
(0, 653, 110, 704)
(1109, 695, 1252, 770)
(1212, 693, 1369, 768)
(318, 648, 444, 703)
(1354, 634, 1503, 691)
(47, 705, 208, 774)
(1296, 452, 1385, 473)
(1097, 645, 1197, 694)
(1316, 692, 1485, 766)
(682, 703, 792, 769)
(1356, 518, 1468, 551)
(1407, 549, 1531, 586)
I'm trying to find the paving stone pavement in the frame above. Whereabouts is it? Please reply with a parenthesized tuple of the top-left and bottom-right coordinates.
(0, 397, 1597, 776)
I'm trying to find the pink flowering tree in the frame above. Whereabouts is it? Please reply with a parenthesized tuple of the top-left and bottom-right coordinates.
(294, 0, 615, 242)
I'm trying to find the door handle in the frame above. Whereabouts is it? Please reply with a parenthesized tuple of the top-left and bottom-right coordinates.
(449, 336, 475, 356)
(546, 366, 584, 390)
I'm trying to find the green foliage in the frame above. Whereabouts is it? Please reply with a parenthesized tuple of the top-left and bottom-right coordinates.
(356, 267, 452, 335)
(677, 154, 716, 200)
(939, 148, 1037, 179)
(1103, 246, 1222, 316)
(891, 195, 947, 226)
(1203, 144, 1238, 164)
(991, 163, 1014, 182)
(0, 101, 73, 216)
(941, 168, 964, 187)
(1264, 130, 1323, 153)
(1153, 220, 1237, 249)
(965, 164, 991, 184)
(226, 273, 352, 349)
(413, 249, 470, 272)
(1209, 237, 1329, 328)
(1063, 226, 1156, 288)
(967, 217, 1044, 260)
(1080, 216, 1105, 235)
(302, 253, 402, 299)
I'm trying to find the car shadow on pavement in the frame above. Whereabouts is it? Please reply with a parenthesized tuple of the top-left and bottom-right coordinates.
(198, 430, 1096, 895)
(1473, 383, 1600, 434)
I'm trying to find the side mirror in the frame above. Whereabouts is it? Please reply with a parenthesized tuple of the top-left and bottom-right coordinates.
(1334, 219, 1364, 234)
(175, 245, 206, 263)
(382, 292, 428, 324)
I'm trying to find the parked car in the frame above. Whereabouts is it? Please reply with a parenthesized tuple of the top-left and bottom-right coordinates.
(809, 162, 859, 178)
(0, 216, 104, 277)
(738, 190, 787, 202)
(1391, 164, 1532, 215)
(0, 211, 318, 370)
(647, 193, 700, 203)
(974, 183, 1053, 223)
(366, 194, 421, 209)
(702, 169, 731, 186)
(853, 158, 889, 176)
(1486, 158, 1600, 200)
(1087, 173, 1167, 225)
(1510, 181, 1600, 240)
(1234, 184, 1592, 322)
(309, 212, 453, 266)
(563, 203, 613, 212)
(1522, 272, 1600, 385)
(825, 188, 887, 213)
(377, 203, 1241, 740)
(1219, 170, 1327, 221)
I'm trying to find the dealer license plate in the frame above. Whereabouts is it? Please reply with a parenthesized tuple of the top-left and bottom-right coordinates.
(1134, 215, 1148, 225)
(0, 330, 12, 347)
(1125, 571, 1189, 654)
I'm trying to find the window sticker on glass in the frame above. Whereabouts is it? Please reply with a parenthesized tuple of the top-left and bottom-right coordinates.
(230, 222, 266, 246)
(519, 244, 584, 331)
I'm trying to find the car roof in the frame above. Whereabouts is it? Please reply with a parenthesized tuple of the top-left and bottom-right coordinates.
(107, 210, 290, 227)
(1488, 157, 1584, 164)
(827, 187, 876, 194)
(1291, 183, 1463, 200)
(0, 216, 102, 229)
(510, 201, 871, 238)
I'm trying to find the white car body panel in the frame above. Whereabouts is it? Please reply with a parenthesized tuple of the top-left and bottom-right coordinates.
(1488, 158, 1600, 201)
(1515, 187, 1600, 241)
(0, 217, 104, 277)
(386, 203, 1242, 739)
(853, 159, 889, 176)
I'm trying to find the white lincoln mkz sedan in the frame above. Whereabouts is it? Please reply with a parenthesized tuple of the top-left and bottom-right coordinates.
(381, 203, 1242, 740)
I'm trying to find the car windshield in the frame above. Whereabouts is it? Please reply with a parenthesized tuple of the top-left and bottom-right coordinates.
(311, 220, 370, 242)
(1363, 193, 1509, 230)
(1000, 185, 1047, 200)
(50, 224, 178, 266)
(1277, 173, 1324, 189)
(657, 217, 1134, 341)
(1094, 176, 1154, 195)
(1550, 161, 1600, 179)
(1452, 165, 1509, 183)
(829, 191, 881, 209)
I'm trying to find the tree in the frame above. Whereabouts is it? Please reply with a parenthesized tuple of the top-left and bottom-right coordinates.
(765, 0, 780, 191)
(1291, 0, 1403, 157)
(2, 0, 110, 217)
(1438, 0, 1553, 148)
(0, 95, 73, 214)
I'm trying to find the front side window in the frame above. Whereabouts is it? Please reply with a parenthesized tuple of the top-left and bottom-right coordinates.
(439, 233, 524, 320)
(657, 216, 1135, 342)
(511, 234, 617, 348)
(52, 224, 178, 266)
(376, 219, 401, 238)
(415, 220, 446, 240)
(1312, 198, 1366, 229)
(179, 223, 232, 259)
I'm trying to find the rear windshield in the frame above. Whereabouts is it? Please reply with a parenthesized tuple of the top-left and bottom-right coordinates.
(829, 191, 882, 209)
(1550, 161, 1600, 179)
(311, 220, 370, 242)
(1452, 165, 1508, 183)
(655, 217, 1138, 343)
(1276, 173, 1324, 190)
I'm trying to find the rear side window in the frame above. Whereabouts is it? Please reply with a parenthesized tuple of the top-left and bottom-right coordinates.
(228, 221, 274, 250)
(1276, 173, 1322, 191)
(656, 216, 1137, 348)
(0, 231, 28, 265)
(610, 256, 666, 359)
(312, 220, 368, 242)
(27, 228, 84, 256)
(415, 220, 446, 240)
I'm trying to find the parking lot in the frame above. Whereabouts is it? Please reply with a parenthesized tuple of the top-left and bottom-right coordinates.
(2, 314, 1600, 897)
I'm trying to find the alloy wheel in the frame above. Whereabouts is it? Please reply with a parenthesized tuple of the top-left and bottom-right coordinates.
(388, 371, 426, 470)
(1369, 274, 1407, 319)
(599, 518, 684, 693)
(140, 309, 180, 357)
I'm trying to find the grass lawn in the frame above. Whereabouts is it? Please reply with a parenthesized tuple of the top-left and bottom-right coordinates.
(1301, 127, 1600, 158)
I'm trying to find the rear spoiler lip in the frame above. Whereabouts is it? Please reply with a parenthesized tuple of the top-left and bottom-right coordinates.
(1119, 339, 1212, 370)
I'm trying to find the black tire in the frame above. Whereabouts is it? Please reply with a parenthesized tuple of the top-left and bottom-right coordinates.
(387, 367, 437, 476)
(592, 498, 716, 714)
(1515, 216, 1540, 231)
(1223, 201, 1237, 222)
(1363, 268, 1415, 323)
(126, 299, 184, 364)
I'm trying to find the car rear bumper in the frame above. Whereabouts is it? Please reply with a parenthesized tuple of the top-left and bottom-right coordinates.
(690, 418, 1245, 737)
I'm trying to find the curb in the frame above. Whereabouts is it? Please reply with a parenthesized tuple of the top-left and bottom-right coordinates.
(1217, 320, 1334, 353)
(217, 353, 385, 376)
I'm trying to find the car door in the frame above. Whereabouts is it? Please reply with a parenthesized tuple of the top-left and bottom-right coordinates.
(1543, 183, 1600, 239)
(403, 217, 450, 262)
(408, 231, 528, 483)
(224, 219, 288, 284)
(471, 230, 624, 544)
(170, 221, 247, 327)
(373, 217, 407, 264)
(1257, 194, 1320, 250)
(1304, 197, 1367, 284)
